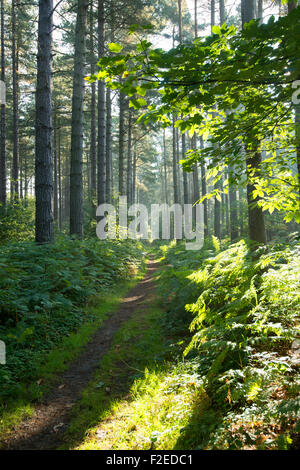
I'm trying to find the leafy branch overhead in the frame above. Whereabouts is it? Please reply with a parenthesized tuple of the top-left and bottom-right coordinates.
(92, 8, 300, 223)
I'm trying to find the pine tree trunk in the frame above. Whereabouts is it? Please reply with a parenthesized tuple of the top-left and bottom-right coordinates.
(119, 92, 126, 196)
(132, 148, 137, 204)
(89, 3, 97, 203)
(172, 116, 179, 204)
(35, 0, 54, 243)
(242, 0, 266, 244)
(220, 0, 225, 23)
(97, 0, 106, 206)
(12, 0, 19, 200)
(182, 133, 189, 205)
(106, 87, 112, 204)
(163, 129, 168, 205)
(200, 137, 209, 238)
(70, 0, 88, 237)
(58, 125, 62, 230)
(228, 165, 238, 241)
(53, 110, 58, 222)
(0, 0, 6, 210)
(127, 109, 132, 205)
(211, 0, 215, 32)
(257, 0, 263, 23)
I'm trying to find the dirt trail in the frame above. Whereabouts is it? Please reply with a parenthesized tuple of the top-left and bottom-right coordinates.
(2, 259, 158, 450)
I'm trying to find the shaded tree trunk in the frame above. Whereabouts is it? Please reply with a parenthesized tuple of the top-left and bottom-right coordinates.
(106, 87, 112, 204)
(163, 129, 168, 204)
(35, 0, 54, 243)
(257, 0, 263, 23)
(89, 3, 97, 203)
(242, 0, 266, 244)
(97, 0, 106, 206)
(127, 109, 132, 205)
(200, 137, 209, 238)
(228, 165, 238, 241)
(0, 0, 6, 209)
(132, 147, 137, 204)
(12, 0, 19, 200)
(172, 116, 179, 204)
(58, 124, 62, 230)
(119, 92, 126, 196)
(53, 110, 58, 222)
(70, 0, 88, 237)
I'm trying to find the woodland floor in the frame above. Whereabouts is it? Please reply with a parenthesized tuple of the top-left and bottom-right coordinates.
(1, 259, 159, 450)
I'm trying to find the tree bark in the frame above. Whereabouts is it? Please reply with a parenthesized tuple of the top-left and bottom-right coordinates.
(97, 0, 106, 206)
(163, 129, 168, 204)
(200, 137, 209, 238)
(35, 0, 54, 243)
(89, 3, 97, 203)
(127, 109, 132, 205)
(242, 0, 266, 244)
(53, 109, 58, 222)
(119, 92, 126, 196)
(228, 165, 238, 241)
(0, 0, 6, 209)
(106, 87, 112, 204)
(12, 0, 19, 200)
(70, 0, 88, 237)
(220, 0, 226, 23)
(257, 0, 263, 23)
(172, 116, 179, 204)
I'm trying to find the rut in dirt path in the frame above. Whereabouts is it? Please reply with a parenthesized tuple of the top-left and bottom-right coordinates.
(2, 259, 158, 451)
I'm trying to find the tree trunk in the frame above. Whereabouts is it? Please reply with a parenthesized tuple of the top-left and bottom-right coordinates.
(200, 137, 209, 238)
(12, 0, 19, 200)
(35, 0, 54, 243)
(211, 0, 215, 32)
(58, 124, 62, 230)
(89, 3, 97, 203)
(132, 148, 137, 204)
(241, 0, 255, 27)
(194, 0, 198, 38)
(178, 0, 182, 42)
(172, 116, 179, 204)
(53, 110, 58, 222)
(70, 0, 88, 237)
(220, 0, 226, 23)
(127, 109, 132, 205)
(106, 87, 112, 204)
(242, 0, 266, 244)
(257, 0, 263, 23)
(119, 92, 126, 196)
(0, 0, 6, 209)
(228, 165, 238, 241)
(163, 129, 168, 204)
(182, 133, 189, 205)
(97, 0, 106, 206)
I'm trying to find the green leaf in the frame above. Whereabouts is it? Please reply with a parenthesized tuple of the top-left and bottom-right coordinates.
(108, 43, 123, 53)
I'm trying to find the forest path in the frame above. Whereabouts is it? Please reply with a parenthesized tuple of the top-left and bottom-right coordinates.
(2, 258, 158, 450)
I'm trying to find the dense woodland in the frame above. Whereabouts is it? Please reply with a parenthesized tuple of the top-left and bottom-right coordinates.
(0, 0, 299, 452)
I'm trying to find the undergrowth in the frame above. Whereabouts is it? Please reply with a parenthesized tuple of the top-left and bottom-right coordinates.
(0, 238, 144, 403)
(158, 238, 300, 449)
